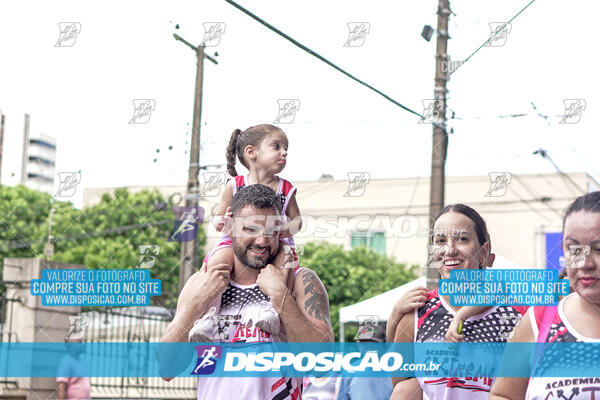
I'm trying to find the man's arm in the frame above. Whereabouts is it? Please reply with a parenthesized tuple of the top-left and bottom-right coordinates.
(161, 269, 222, 342)
(289, 268, 334, 341)
(56, 382, 67, 400)
(390, 379, 423, 400)
(157, 265, 229, 380)
(271, 268, 334, 342)
(56, 355, 70, 399)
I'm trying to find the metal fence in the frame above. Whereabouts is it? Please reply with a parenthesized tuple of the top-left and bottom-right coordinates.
(83, 306, 197, 400)
(0, 284, 18, 343)
(0, 283, 20, 393)
(0, 285, 197, 399)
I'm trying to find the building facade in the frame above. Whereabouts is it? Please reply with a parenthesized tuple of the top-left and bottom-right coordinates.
(82, 172, 600, 270)
(21, 114, 56, 195)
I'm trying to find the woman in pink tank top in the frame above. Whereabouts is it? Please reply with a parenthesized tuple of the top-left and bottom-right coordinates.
(491, 192, 600, 400)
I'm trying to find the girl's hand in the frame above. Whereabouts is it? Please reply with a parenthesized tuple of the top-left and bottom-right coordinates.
(216, 207, 232, 232)
(445, 315, 466, 343)
(387, 286, 428, 342)
(394, 286, 428, 315)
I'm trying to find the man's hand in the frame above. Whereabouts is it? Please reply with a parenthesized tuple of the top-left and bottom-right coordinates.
(170, 263, 230, 333)
(202, 263, 231, 299)
(256, 264, 290, 313)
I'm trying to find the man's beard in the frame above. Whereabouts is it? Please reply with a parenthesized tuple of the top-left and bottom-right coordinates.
(233, 243, 277, 270)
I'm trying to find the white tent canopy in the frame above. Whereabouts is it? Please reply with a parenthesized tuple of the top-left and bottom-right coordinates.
(338, 255, 523, 340)
(338, 277, 425, 341)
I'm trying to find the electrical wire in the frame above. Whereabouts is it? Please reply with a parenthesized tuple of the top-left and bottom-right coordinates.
(505, 184, 554, 223)
(570, 147, 600, 184)
(389, 175, 423, 258)
(533, 149, 586, 196)
(453, 0, 538, 75)
(224, 0, 435, 124)
(512, 174, 563, 219)
(450, 112, 565, 121)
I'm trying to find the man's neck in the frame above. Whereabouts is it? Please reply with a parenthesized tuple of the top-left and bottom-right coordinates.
(231, 259, 261, 285)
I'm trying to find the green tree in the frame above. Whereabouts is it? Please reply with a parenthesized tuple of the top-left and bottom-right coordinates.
(0, 185, 52, 299)
(0, 185, 206, 308)
(0, 185, 50, 262)
(51, 188, 206, 308)
(300, 241, 418, 341)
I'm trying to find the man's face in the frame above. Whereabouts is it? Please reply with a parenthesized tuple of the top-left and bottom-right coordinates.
(229, 205, 281, 270)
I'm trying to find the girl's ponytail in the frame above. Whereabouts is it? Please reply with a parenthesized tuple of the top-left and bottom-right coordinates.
(225, 124, 283, 177)
(226, 129, 242, 177)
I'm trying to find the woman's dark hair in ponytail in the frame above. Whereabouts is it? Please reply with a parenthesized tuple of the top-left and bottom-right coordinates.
(225, 124, 286, 177)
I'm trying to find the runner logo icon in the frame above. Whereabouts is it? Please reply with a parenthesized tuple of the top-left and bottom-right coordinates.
(192, 345, 222, 375)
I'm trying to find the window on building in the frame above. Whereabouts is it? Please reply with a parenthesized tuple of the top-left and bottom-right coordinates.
(350, 231, 386, 256)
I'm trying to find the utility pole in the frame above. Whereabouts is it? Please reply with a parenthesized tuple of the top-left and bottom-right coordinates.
(173, 33, 218, 293)
(427, 0, 451, 290)
(21, 113, 30, 185)
(44, 206, 56, 259)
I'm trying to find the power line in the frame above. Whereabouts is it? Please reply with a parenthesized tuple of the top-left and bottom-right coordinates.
(529, 102, 599, 189)
(224, 0, 433, 124)
(404, 176, 421, 215)
(533, 148, 586, 195)
(512, 174, 562, 219)
(570, 147, 600, 184)
(507, 184, 554, 223)
(527, 103, 589, 196)
(450, 111, 565, 121)
(453, 0, 538, 74)
(530, 102, 551, 126)
(389, 176, 422, 258)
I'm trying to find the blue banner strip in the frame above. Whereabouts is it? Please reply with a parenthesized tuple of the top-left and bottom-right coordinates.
(1, 342, 599, 378)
